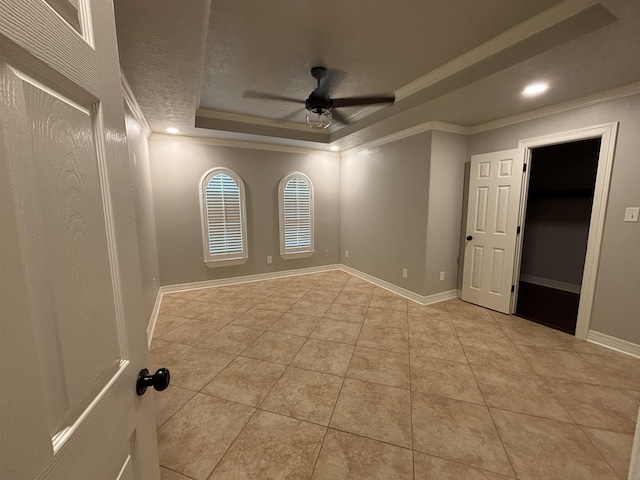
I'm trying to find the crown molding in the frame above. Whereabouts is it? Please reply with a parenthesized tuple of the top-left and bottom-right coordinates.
(341, 121, 468, 157)
(196, 107, 316, 133)
(340, 80, 640, 155)
(121, 72, 152, 138)
(468, 81, 640, 135)
(395, 0, 599, 102)
(152, 80, 640, 156)
(149, 132, 340, 157)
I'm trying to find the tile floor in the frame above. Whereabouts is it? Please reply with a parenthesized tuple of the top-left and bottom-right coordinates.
(150, 270, 640, 480)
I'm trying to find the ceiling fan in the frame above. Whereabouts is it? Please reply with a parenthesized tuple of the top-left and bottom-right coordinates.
(244, 66, 395, 129)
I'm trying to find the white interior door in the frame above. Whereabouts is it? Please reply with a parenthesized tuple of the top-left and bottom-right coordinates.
(461, 148, 524, 313)
(0, 1, 159, 479)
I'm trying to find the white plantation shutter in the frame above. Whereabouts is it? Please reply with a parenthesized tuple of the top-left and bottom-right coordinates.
(200, 168, 247, 265)
(279, 172, 314, 257)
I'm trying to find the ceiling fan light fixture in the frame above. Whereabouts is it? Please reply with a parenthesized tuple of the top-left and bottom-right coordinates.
(306, 107, 332, 129)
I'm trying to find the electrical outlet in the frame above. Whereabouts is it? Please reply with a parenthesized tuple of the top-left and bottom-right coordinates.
(153, 277, 157, 289)
(266, 256, 273, 264)
(624, 207, 639, 223)
(324, 250, 329, 258)
(440, 271, 445, 281)
(402, 268, 408, 278)
(345, 250, 349, 258)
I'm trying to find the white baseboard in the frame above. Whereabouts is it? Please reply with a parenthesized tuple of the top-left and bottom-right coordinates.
(423, 289, 459, 305)
(339, 265, 458, 306)
(587, 330, 640, 359)
(160, 264, 341, 294)
(630, 406, 640, 480)
(147, 290, 163, 348)
(147, 264, 341, 342)
(520, 274, 581, 294)
(146, 263, 460, 343)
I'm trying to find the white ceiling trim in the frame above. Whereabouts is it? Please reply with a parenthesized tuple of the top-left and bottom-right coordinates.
(194, 1, 599, 136)
(395, 0, 599, 102)
(341, 121, 467, 157)
(468, 80, 640, 134)
(342, 80, 640, 156)
(149, 132, 340, 157)
(196, 108, 316, 133)
(149, 80, 640, 156)
(193, 0, 212, 110)
(121, 72, 152, 138)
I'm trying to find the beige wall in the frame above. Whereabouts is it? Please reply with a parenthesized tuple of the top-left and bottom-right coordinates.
(145, 94, 639, 345)
(148, 139, 341, 286)
(425, 131, 468, 295)
(520, 197, 592, 286)
(340, 134, 432, 295)
(467, 94, 640, 344)
(340, 131, 467, 298)
(123, 104, 160, 319)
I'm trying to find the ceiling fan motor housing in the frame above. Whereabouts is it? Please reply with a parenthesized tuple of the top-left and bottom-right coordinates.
(305, 95, 333, 113)
(306, 66, 331, 113)
(310, 66, 327, 80)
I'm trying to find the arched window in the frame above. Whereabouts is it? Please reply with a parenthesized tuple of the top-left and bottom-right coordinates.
(278, 172, 314, 258)
(200, 168, 248, 266)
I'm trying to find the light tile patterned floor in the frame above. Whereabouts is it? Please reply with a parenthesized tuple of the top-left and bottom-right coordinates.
(150, 270, 640, 480)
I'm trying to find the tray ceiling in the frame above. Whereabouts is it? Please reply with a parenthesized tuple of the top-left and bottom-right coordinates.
(114, 0, 640, 150)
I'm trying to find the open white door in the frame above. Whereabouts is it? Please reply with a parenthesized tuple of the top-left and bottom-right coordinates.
(461, 148, 524, 313)
(0, 1, 159, 479)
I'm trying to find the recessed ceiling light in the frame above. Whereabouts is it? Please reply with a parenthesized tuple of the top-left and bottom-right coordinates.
(166, 127, 180, 134)
(329, 146, 339, 151)
(523, 82, 549, 96)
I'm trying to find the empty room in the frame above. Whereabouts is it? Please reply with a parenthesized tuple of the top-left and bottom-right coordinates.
(2, 1, 640, 479)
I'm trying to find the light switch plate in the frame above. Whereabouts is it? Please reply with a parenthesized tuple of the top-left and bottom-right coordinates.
(624, 207, 639, 223)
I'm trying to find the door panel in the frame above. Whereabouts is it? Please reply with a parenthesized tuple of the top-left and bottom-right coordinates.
(495, 186, 510, 234)
(490, 248, 505, 293)
(475, 187, 488, 232)
(17, 69, 122, 438)
(44, 0, 83, 34)
(0, 1, 158, 479)
(462, 148, 524, 313)
(470, 246, 484, 289)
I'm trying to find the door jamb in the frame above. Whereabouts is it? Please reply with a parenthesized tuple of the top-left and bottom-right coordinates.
(510, 147, 533, 315)
(512, 122, 618, 339)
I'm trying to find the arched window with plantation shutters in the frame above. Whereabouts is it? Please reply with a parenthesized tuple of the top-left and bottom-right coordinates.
(278, 172, 314, 258)
(200, 168, 248, 266)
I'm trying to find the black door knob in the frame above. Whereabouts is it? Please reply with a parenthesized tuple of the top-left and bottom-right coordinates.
(136, 367, 170, 395)
(466, 235, 473, 241)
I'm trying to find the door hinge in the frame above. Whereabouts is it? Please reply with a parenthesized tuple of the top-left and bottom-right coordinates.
(517, 226, 521, 234)
(511, 285, 515, 293)
(523, 163, 527, 172)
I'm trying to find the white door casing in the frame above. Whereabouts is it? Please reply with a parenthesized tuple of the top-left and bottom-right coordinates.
(0, 1, 159, 479)
(461, 148, 524, 313)
(516, 123, 618, 339)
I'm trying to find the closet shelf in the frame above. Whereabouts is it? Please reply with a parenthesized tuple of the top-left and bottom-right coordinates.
(528, 187, 595, 199)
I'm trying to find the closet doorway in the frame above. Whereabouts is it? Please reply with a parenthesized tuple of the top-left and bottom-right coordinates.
(516, 138, 601, 334)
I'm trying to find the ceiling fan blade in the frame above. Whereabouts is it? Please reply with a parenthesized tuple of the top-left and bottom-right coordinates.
(330, 108, 351, 126)
(332, 95, 395, 108)
(243, 90, 303, 104)
(274, 108, 305, 123)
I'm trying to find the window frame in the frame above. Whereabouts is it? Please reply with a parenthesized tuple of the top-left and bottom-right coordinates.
(278, 171, 314, 259)
(199, 167, 248, 267)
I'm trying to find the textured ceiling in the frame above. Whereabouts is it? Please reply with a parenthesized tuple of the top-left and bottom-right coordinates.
(198, 0, 560, 115)
(114, 0, 640, 150)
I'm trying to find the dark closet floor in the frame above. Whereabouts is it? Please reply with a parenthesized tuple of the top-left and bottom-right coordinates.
(516, 281, 580, 335)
